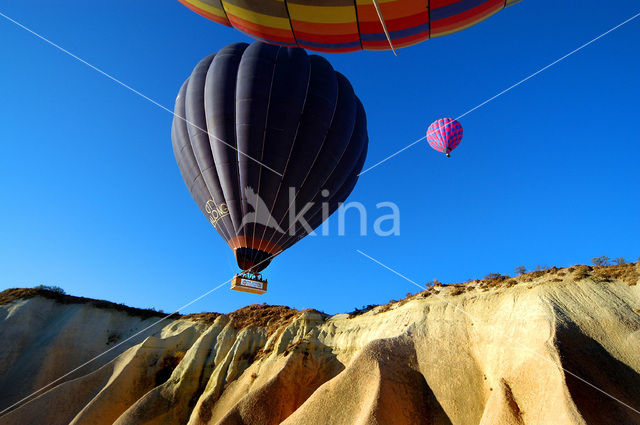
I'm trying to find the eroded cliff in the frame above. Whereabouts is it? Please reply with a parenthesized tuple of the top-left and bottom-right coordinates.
(1, 263, 639, 425)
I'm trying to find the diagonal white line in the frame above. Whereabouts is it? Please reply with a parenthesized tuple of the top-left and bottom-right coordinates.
(358, 136, 425, 176)
(0, 282, 228, 417)
(0, 250, 282, 417)
(357, 10, 640, 176)
(456, 10, 640, 120)
(356, 249, 640, 416)
(0, 10, 283, 177)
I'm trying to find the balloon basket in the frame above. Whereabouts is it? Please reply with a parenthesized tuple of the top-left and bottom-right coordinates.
(231, 273, 268, 295)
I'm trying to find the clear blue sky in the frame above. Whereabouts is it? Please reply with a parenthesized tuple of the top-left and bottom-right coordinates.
(1, 1, 638, 315)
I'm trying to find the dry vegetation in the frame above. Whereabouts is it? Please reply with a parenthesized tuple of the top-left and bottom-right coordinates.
(517, 267, 561, 282)
(0, 288, 167, 320)
(3, 262, 638, 329)
(180, 312, 221, 325)
(568, 265, 591, 280)
(0, 288, 322, 340)
(228, 304, 300, 334)
(592, 263, 638, 286)
(347, 304, 379, 318)
(181, 305, 308, 336)
(183, 305, 329, 333)
(403, 261, 639, 303)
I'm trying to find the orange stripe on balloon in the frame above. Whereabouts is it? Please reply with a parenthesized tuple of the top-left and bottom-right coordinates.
(297, 45, 362, 53)
(291, 30, 360, 44)
(290, 19, 359, 36)
(358, 12, 429, 33)
(177, 0, 230, 26)
(226, 13, 296, 43)
(362, 31, 429, 50)
(228, 235, 282, 255)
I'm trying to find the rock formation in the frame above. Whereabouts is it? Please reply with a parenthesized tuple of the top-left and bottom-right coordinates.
(0, 263, 639, 425)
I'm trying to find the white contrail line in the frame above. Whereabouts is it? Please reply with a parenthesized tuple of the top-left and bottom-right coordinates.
(0, 280, 228, 416)
(358, 10, 640, 176)
(456, 10, 640, 120)
(0, 10, 283, 177)
(0, 251, 282, 417)
(358, 136, 425, 176)
(0, 248, 282, 417)
(356, 249, 640, 416)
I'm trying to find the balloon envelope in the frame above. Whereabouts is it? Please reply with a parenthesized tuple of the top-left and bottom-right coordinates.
(426, 118, 463, 156)
(172, 42, 368, 273)
(178, 0, 521, 53)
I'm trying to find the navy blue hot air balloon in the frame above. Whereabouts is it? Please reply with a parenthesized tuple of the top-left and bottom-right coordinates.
(172, 41, 368, 276)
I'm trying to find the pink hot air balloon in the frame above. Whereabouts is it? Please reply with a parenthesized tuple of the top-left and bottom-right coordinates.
(426, 118, 463, 157)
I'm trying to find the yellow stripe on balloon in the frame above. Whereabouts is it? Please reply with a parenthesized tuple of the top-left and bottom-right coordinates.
(286, 4, 357, 24)
(221, 1, 292, 30)
(185, 0, 227, 19)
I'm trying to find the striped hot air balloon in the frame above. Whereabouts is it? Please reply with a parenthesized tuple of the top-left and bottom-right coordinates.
(177, 0, 522, 53)
(426, 118, 463, 157)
